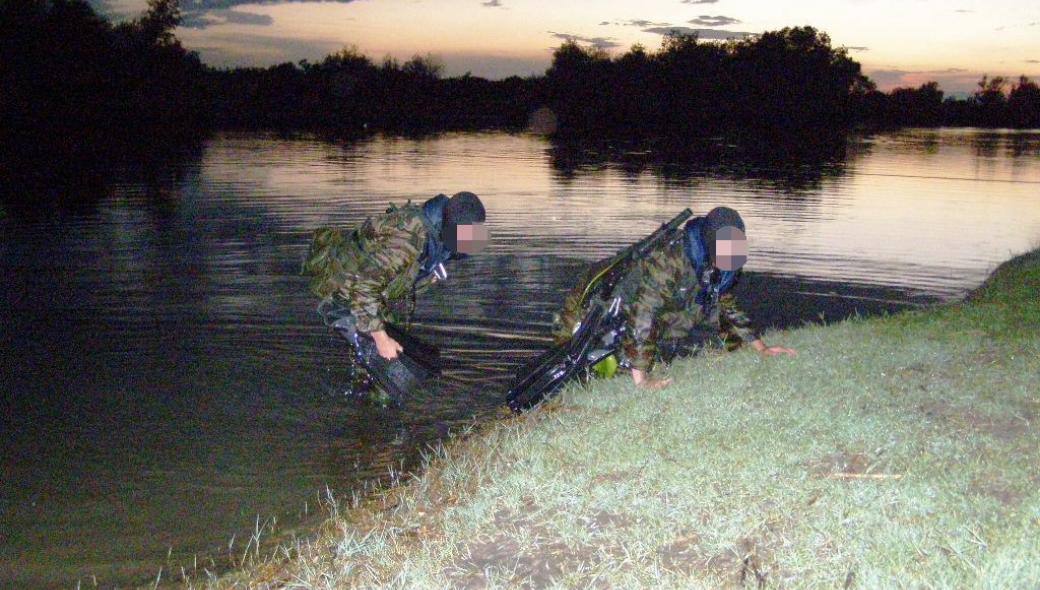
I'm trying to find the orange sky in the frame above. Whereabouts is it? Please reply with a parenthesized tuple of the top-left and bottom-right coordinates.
(102, 0, 1040, 93)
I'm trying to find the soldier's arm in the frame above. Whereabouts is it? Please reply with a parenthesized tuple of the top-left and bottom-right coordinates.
(621, 254, 674, 373)
(719, 292, 798, 357)
(339, 224, 423, 334)
(718, 292, 760, 345)
(626, 263, 676, 389)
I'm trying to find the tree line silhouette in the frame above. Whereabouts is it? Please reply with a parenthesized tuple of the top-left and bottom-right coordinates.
(858, 76, 1040, 129)
(206, 49, 544, 134)
(2, 0, 206, 147)
(541, 29, 1040, 136)
(1, 0, 207, 199)
(3, 0, 1040, 158)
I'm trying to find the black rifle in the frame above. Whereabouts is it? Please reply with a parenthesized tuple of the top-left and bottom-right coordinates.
(506, 209, 693, 412)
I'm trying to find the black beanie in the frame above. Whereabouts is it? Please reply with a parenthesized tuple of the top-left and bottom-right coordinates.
(444, 192, 486, 226)
(701, 206, 745, 263)
(441, 191, 486, 250)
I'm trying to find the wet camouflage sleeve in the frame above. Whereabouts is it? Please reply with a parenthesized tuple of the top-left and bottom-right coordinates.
(620, 248, 686, 371)
(337, 213, 426, 333)
(719, 292, 759, 345)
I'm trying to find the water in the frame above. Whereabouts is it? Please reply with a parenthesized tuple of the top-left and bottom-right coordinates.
(2, 129, 1039, 588)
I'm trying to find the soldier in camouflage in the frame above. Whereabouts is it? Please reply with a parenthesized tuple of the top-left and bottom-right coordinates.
(302, 192, 488, 364)
(554, 207, 796, 390)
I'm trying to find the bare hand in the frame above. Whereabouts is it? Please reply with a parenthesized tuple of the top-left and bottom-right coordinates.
(631, 369, 674, 390)
(760, 346, 797, 357)
(371, 330, 404, 360)
(640, 377, 674, 390)
(751, 339, 797, 358)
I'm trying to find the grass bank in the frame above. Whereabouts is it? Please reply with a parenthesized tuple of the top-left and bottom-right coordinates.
(211, 249, 1039, 589)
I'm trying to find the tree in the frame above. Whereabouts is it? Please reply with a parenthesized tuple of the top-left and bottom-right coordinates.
(973, 75, 1008, 127)
(656, 33, 729, 134)
(888, 81, 944, 126)
(1008, 76, 1040, 128)
(402, 54, 443, 80)
(137, 0, 181, 47)
(545, 40, 613, 135)
(728, 26, 868, 132)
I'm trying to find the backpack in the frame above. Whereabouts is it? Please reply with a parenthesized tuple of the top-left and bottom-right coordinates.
(301, 203, 427, 301)
(301, 226, 352, 299)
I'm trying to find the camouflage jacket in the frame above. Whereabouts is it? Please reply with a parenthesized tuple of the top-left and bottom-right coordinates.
(301, 203, 440, 333)
(554, 234, 758, 372)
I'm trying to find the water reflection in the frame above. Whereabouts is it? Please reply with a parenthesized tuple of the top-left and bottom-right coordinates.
(0, 138, 206, 220)
(546, 132, 860, 193)
(2, 129, 1040, 588)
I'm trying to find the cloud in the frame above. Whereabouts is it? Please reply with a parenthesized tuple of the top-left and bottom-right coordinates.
(954, 9, 973, 13)
(86, 0, 140, 20)
(688, 15, 740, 27)
(182, 9, 274, 29)
(996, 21, 1037, 32)
(548, 31, 622, 50)
(681, 0, 719, 4)
(642, 26, 752, 40)
(844, 46, 869, 52)
(1027, 59, 1040, 64)
(600, 21, 611, 25)
(176, 0, 358, 27)
(175, 0, 359, 35)
(618, 19, 671, 27)
(481, 0, 503, 7)
(86, 0, 119, 17)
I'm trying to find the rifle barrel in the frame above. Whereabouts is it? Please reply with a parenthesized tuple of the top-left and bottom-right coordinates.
(576, 208, 693, 309)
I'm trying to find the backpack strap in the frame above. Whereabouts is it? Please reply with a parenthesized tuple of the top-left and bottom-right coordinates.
(685, 216, 739, 312)
(416, 195, 452, 283)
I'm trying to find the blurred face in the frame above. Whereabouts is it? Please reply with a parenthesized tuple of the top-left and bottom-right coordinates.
(714, 226, 747, 271)
(455, 223, 489, 254)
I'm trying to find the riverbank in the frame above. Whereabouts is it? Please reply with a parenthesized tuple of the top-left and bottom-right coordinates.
(206, 248, 1040, 588)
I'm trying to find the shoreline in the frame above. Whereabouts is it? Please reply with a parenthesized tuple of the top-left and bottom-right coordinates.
(204, 247, 1040, 588)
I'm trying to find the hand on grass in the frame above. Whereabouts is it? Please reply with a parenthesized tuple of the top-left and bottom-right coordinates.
(371, 330, 403, 360)
(631, 369, 673, 390)
(751, 339, 797, 357)
(761, 346, 797, 357)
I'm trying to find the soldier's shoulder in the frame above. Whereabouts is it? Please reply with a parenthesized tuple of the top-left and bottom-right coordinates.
(636, 239, 687, 282)
(357, 203, 427, 255)
(366, 202, 424, 234)
(644, 237, 686, 266)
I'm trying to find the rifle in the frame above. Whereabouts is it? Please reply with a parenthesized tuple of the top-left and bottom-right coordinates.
(506, 209, 693, 412)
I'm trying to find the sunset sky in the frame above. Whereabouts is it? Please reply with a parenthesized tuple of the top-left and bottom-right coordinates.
(97, 0, 1040, 94)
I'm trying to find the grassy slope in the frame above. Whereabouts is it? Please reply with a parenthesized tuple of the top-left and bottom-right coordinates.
(215, 250, 1040, 589)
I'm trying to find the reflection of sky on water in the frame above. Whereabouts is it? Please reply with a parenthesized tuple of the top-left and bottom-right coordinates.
(3, 129, 1040, 588)
(237, 129, 1040, 299)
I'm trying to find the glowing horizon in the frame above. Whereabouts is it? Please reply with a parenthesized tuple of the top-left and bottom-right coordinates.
(99, 0, 1040, 94)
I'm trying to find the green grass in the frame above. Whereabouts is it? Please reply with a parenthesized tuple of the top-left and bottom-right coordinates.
(208, 249, 1040, 589)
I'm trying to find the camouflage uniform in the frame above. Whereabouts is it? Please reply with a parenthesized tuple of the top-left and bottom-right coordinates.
(554, 234, 758, 372)
(301, 202, 437, 332)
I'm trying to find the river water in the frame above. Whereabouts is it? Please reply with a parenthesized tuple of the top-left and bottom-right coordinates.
(2, 129, 1039, 588)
